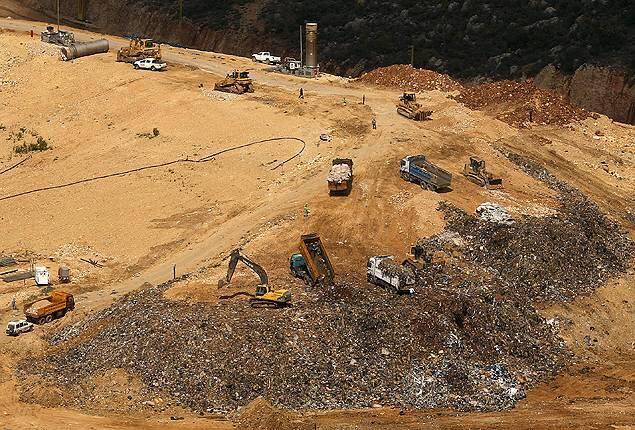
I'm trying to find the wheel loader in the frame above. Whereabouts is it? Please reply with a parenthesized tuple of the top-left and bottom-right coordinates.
(462, 157, 503, 189)
(116, 38, 161, 63)
(218, 249, 291, 308)
(397, 92, 432, 121)
(214, 71, 254, 94)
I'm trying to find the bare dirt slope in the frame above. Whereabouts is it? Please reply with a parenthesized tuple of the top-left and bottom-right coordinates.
(0, 17, 634, 429)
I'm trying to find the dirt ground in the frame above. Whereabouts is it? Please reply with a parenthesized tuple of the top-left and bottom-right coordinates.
(0, 12, 634, 430)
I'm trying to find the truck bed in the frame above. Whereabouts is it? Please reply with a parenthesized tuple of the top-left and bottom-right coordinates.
(409, 156, 452, 189)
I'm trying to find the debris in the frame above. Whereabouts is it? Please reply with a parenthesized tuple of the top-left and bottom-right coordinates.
(80, 258, 103, 268)
(475, 203, 515, 226)
(319, 133, 332, 142)
(0, 257, 17, 267)
(358, 64, 462, 92)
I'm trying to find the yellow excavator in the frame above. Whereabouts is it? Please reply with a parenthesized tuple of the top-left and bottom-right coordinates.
(218, 249, 291, 308)
(214, 71, 254, 94)
(397, 92, 432, 121)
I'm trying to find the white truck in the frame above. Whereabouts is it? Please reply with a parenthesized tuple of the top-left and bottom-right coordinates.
(367, 256, 415, 295)
(133, 58, 167, 71)
(252, 51, 281, 64)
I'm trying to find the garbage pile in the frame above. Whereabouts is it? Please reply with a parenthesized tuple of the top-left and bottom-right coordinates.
(453, 80, 591, 127)
(357, 64, 463, 92)
(378, 257, 413, 282)
(327, 163, 352, 183)
(476, 202, 515, 225)
(19, 274, 566, 413)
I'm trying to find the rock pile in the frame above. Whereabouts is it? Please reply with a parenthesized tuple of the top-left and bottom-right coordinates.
(327, 163, 352, 183)
(454, 80, 591, 127)
(357, 64, 462, 92)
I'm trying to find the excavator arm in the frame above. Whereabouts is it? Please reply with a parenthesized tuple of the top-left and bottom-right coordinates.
(218, 249, 269, 287)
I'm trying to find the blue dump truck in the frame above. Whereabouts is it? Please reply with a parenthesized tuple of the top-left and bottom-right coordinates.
(400, 155, 452, 192)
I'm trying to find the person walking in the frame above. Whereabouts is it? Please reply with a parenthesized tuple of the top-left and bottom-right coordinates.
(372, 118, 377, 130)
(11, 296, 16, 310)
(299, 87, 304, 99)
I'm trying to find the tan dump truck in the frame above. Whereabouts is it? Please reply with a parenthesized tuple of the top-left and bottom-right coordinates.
(24, 291, 75, 325)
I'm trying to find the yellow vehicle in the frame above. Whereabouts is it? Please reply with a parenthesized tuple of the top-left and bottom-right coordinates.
(397, 92, 432, 121)
(462, 157, 503, 189)
(117, 38, 161, 63)
(214, 71, 254, 94)
(219, 249, 291, 308)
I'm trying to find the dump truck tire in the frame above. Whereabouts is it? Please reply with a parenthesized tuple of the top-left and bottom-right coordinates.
(38, 317, 46, 325)
(45, 315, 53, 323)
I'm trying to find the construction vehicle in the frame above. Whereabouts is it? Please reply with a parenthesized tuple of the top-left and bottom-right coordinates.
(327, 158, 353, 196)
(291, 234, 335, 286)
(397, 92, 432, 121)
(214, 71, 254, 94)
(462, 157, 503, 189)
(218, 249, 291, 308)
(367, 256, 415, 295)
(400, 155, 452, 192)
(116, 38, 161, 63)
(23, 291, 75, 325)
(6, 320, 34, 337)
(40, 26, 75, 46)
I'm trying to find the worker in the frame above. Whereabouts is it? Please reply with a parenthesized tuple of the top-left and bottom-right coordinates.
(304, 203, 311, 218)
(299, 87, 304, 99)
(362, 95, 366, 105)
(372, 118, 377, 129)
(11, 296, 16, 310)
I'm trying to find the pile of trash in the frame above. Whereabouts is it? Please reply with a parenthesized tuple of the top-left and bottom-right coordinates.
(453, 80, 591, 127)
(476, 202, 515, 226)
(357, 64, 462, 92)
(19, 273, 566, 413)
(327, 163, 352, 182)
(378, 257, 413, 282)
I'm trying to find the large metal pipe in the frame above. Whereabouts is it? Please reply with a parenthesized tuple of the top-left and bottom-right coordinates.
(305, 23, 318, 68)
(60, 39, 109, 61)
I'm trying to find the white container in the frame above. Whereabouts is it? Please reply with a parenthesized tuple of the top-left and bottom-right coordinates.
(34, 266, 50, 286)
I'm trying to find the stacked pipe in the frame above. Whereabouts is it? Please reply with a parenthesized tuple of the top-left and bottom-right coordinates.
(60, 39, 109, 61)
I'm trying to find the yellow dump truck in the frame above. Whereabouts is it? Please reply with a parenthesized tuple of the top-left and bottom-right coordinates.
(24, 291, 75, 325)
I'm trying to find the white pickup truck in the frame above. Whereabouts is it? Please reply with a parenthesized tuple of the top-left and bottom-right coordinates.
(252, 51, 281, 64)
(133, 57, 167, 71)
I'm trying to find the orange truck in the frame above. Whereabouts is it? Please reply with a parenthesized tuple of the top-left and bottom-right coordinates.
(24, 291, 75, 325)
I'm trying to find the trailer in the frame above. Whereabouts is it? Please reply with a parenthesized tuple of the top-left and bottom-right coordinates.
(327, 158, 353, 196)
(367, 256, 415, 295)
(400, 155, 452, 192)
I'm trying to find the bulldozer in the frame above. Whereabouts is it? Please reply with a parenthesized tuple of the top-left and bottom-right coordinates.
(218, 249, 291, 308)
(116, 38, 161, 63)
(214, 71, 254, 94)
(462, 157, 503, 189)
(397, 92, 432, 121)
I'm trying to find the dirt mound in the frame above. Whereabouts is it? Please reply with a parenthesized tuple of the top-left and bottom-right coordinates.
(235, 397, 309, 430)
(357, 64, 463, 92)
(453, 80, 591, 127)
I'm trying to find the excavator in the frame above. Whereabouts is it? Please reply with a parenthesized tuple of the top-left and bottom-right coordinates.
(218, 249, 291, 308)
(462, 157, 503, 189)
(397, 92, 432, 121)
(214, 71, 254, 94)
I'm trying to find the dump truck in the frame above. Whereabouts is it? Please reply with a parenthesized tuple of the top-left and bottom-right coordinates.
(400, 155, 452, 192)
(462, 157, 503, 189)
(116, 38, 161, 63)
(291, 234, 334, 286)
(367, 256, 415, 295)
(219, 249, 291, 308)
(397, 92, 432, 121)
(23, 291, 75, 325)
(41, 26, 75, 46)
(327, 158, 353, 196)
(214, 71, 254, 94)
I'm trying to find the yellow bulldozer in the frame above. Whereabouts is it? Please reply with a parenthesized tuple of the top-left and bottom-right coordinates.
(397, 92, 432, 121)
(462, 157, 503, 189)
(116, 38, 161, 63)
(214, 71, 254, 94)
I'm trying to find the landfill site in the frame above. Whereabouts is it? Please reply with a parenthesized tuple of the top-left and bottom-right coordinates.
(1, 10, 635, 430)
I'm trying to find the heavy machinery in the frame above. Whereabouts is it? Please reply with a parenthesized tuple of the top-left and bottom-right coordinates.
(327, 158, 353, 196)
(218, 249, 291, 308)
(462, 157, 503, 189)
(290, 234, 335, 286)
(397, 92, 432, 121)
(41, 26, 75, 46)
(400, 155, 452, 192)
(367, 256, 415, 295)
(214, 71, 254, 94)
(23, 291, 75, 325)
(116, 38, 161, 63)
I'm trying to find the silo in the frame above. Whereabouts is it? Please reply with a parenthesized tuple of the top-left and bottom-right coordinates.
(305, 23, 318, 68)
